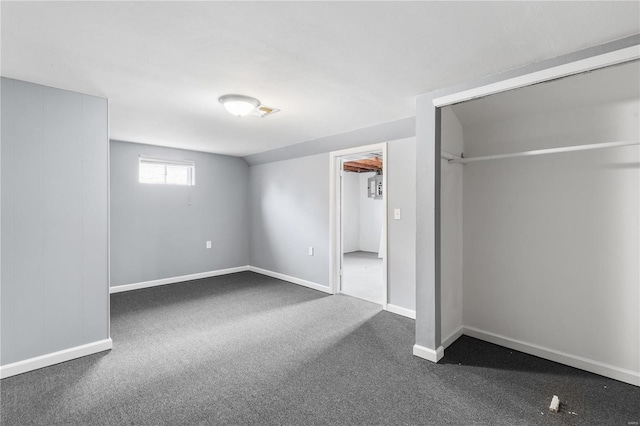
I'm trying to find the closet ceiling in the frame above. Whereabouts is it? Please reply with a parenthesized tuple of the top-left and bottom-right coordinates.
(451, 61, 640, 126)
(1, 2, 638, 156)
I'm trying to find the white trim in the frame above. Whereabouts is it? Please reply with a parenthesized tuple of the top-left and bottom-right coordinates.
(427, 41, 640, 387)
(107, 100, 111, 343)
(329, 142, 388, 308)
(248, 266, 332, 294)
(413, 344, 444, 363)
(329, 152, 339, 295)
(328, 143, 388, 159)
(0, 338, 113, 379)
(109, 266, 249, 293)
(386, 304, 416, 319)
(432, 45, 640, 107)
(138, 156, 196, 186)
(138, 155, 195, 166)
(381, 143, 388, 309)
(464, 326, 640, 387)
(442, 326, 464, 349)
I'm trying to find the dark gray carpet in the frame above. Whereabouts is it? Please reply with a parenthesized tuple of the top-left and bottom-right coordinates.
(1, 271, 638, 425)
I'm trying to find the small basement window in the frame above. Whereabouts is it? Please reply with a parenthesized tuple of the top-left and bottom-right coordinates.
(139, 157, 195, 186)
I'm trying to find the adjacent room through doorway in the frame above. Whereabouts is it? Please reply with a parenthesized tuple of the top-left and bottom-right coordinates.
(339, 151, 384, 305)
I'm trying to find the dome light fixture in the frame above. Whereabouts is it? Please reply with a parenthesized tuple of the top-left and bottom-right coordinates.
(219, 94, 260, 117)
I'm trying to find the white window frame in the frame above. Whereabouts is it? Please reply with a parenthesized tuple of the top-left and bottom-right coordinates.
(138, 156, 195, 186)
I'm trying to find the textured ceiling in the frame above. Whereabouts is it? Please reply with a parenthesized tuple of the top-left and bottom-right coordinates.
(1, 2, 638, 156)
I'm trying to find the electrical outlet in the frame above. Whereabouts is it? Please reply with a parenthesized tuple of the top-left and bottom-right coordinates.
(206, 241, 212, 249)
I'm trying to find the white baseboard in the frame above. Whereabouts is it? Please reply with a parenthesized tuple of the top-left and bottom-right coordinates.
(442, 326, 464, 349)
(464, 326, 640, 387)
(110, 266, 249, 293)
(248, 266, 332, 294)
(386, 304, 416, 319)
(0, 338, 113, 379)
(413, 344, 444, 363)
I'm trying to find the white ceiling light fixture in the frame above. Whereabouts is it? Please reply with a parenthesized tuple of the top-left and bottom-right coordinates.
(219, 94, 260, 117)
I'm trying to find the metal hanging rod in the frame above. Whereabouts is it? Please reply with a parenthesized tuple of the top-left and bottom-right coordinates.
(441, 140, 639, 165)
(440, 151, 462, 161)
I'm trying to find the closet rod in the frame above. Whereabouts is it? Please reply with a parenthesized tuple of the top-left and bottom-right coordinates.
(446, 140, 639, 165)
(440, 151, 462, 161)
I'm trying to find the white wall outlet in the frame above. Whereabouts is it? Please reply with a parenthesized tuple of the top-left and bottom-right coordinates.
(308, 246, 314, 256)
(394, 209, 401, 220)
(206, 241, 212, 249)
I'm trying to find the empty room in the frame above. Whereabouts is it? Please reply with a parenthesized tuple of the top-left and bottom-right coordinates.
(1, 2, 639, 425)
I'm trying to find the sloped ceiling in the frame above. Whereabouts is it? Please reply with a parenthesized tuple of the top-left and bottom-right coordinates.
(1, 2, 638, 156)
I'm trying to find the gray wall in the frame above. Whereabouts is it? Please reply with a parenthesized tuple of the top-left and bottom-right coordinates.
(245, 117, 414, 166)
(1, 78, 109, 365)
(387, 138, 417, 310)
(249, 137, 417, 311)
(462, 98, 639, 373)
(109, 141, 250, 287)
(439, 108, 463, 341)
(250, 153, 330, 287)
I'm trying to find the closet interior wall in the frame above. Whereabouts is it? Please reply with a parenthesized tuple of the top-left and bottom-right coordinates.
(442, 62, 640, 384)
(440, 107, 464, 344)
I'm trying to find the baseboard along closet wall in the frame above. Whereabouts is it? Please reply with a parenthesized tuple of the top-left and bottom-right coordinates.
(440, 61, 640, 386)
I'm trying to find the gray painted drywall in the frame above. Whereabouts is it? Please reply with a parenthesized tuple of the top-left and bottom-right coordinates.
(244, 117, 415, 166)
(415, 98, 440, 350)
(109, 141, 250, 287)
(387, 137, 417, 310)
(249, 137, 417, 311)
(462, 98, 639, 373)
(1, 78, 109, 365)
(250, 153, 330, 287)
(414, 34, 640, 353)
(440, 108, 463, 342)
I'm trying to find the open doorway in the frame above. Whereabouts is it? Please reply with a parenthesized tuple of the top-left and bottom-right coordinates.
(330, 143, 388, 307)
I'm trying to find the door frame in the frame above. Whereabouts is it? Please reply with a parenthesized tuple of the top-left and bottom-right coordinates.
(329, 143, 388, 309)
(412, 40, 639, 364)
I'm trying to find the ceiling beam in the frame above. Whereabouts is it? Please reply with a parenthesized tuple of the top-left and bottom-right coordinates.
(353, 158, 382, 167)
(343, 157, 383, 173)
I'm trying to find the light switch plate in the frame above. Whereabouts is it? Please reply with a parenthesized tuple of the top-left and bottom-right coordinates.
(206, 241, 212, 249)
(308, 246, 314, 256)
(394, 209, 401, 220)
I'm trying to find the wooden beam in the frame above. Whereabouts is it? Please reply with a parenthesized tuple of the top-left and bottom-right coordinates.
(343, 157, 382, 173)
(343, 164, 377, 173)
(343, 165, 362, 172)
(354, 158, 382, 167)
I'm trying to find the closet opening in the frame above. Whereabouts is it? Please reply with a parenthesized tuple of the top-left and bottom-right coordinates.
(438, 59, 639, 385)
(330, 143, 388, 308)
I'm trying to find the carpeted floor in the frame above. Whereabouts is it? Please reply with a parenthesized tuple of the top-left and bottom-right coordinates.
(1, 271, 638, 425)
